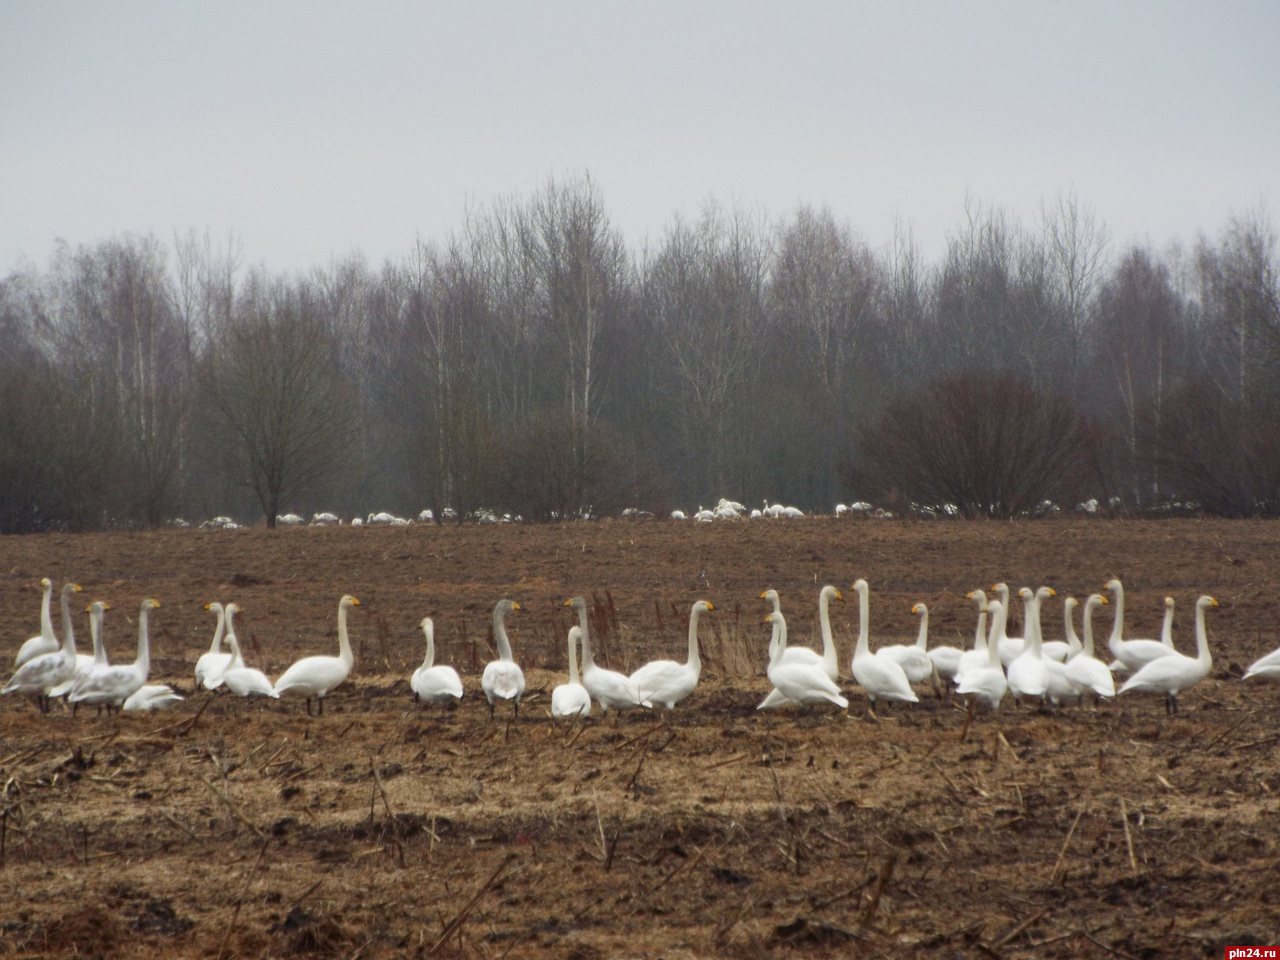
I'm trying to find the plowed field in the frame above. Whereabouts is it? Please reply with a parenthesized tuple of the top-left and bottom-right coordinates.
(2, 518, 1278, 958)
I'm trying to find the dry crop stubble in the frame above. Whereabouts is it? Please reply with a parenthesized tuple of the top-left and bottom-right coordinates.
(0, 518, 1278, 957)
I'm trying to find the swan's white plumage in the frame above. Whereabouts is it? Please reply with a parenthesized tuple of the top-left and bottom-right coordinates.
(630, 600, 712, 710)
(991, 583, 1024, 665)
(875, 602, 934, 684)
(480, 599, 525, 714)
(15, 578, 56, 667)
(3, 583, 83, 707)
(567, 597, 643, 714)
(954, 591, 991, 681)
(956, 599, 1008, 709)
(1243, 645, 1280, 681)
(272, 595, 360, 714)
(551, 626, 592, 718)
(1006, 588, 1049, 703)
(123, 684, 185, 711)
(762, 611, 848, 709)
(850, 579, 918, 709)
(1105, 579, 1178, 673)
(1064, 595, 1115, 700)
(924, 602, 964, 682)
(1119, 596, 1218, 712)
(59, 599, 113, 699)
(68, 598, 157, 711)
(411, 617, 464, 704)
(195, 602, 233, 690)
(219, 604, 279, 698)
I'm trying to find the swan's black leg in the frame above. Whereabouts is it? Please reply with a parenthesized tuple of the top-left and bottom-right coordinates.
(318, 697, 325, 717)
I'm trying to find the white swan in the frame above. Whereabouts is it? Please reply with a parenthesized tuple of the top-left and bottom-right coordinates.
(956, 600, 1008, 710)
(272, 595, 360, 715)
(850, 579, 918, 716)
(991, 583, 1024, 664)
(565, 597, 643, 714)
(762, 612, 848, 710)
(1064, 594, 1115, 702)
(875, 603, 934, 685)
(480, 599, 525, 717)
(925, 602, 965, 683)
(1119, 596, 1218, 713)
(630, 600, 713, 710)
(551, 626, 592, 718)
(61, 599, 114, 707)
(1006, 588, 1049, 704)
(1105, 579, 1178, 673)
(68, 598, 158, 713)
(757, 586, 844, 707)
(1243, 644, 1280, 681)
(195, 602, 233, 691)
(411, 617, 464, 705)
(122, 684, 185, 711)
(954, 591, 990, 681)
(760, 589, 782, 616)
(15, 578, 56, 667)
(218, 604, 279, 699)
(3, 582, 82, 711)
(1041, 592, 1082, 663)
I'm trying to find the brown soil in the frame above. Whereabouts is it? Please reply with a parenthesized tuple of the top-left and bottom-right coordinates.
(1, 517, 1279, 959)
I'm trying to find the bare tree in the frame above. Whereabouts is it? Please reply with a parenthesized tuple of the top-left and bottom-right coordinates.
(204, 276, 358, 527)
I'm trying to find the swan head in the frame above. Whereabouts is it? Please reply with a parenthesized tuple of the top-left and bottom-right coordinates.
(420, 616, 433, 632)
(205, 601, 224, 614)
(495, 599, 520, 615)
(64, 583, 83, 596)
(852, 579, 869, 595)
(1018, 587, 1034, 600)
(1085, 594, 1107, 611)
(40, 577, 52, 589)
(693, 600, 713, 614)
(911, 602, 926, 616)
(225, 602, 239, 616)
(764, 611, 782, 626)
(1164, 596, 1175, 608)
(142, 598, 160, 611)
(759, 589, 778, 603)
(1198, 595, 1219, 610)
(821, 585, 843, 603)
(1036, 587, 1056, 600)
(1104, 578, 1122, 593)
(966, 589, 987, 608)
(85, 600, 111, 614)
(340, 595, 361, 608)
(1064, 597, 1079, 612)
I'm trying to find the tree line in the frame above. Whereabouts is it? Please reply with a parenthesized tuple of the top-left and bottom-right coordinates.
(1, 176, 1277, 532)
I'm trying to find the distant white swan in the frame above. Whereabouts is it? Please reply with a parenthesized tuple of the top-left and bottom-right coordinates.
(481, 599, 525, 717)
(272, 595, 360, 715)
(195, 602, 232, 691)
(1105, 579, 1178, 673)
(218, 604, 279, 699)
(630, 600, 713, 710)
(1064, 594, 1115, 702)
(551, 626, 592, 718)
(411, 617, 464, 705)
(68, 598, 158, 713)
(875, 603, 935, 685)
(850, 579, 918, 716)
(1119, 596, 1218, 713)
(15, 578, 56, 667)
(3, 583, 82, 711)
(122, 684, 185, 712)
(762, 611, 848, 710)
(956, 600, 1008, 710)
(566, 597, 643, 715)
(955, 591, 990, 681)
(1006, 588, 1049, 705)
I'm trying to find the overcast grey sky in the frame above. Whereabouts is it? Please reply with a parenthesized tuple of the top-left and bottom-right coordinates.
(2, 1, 1278, 274)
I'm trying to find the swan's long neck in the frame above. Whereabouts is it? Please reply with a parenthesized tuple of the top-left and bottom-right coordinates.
(226, 629, 244, 669)
(1022, 594, 1041, 655)
(768, 614, 786, 666)
(209, 608, 226, 655)
(40, 582, 54, 640)
(686, 606, 702, 672)
(975, 608, 988, 653)
(337, 603, 354, 667)
(135, 604, 151, 675)
(1107, 583, 1125, 656)
(854, 585, 870, 660)
(90, 606, 107, 665)
(567, 629, 580, 684)
(60, 585, 77, 656)
(1161, 602, 1175, 648)
(493, 607, 514, 662)
(1064, 604, 1081, 655)
(818, 589, 838, 673)
(915, 608, 929, 650)
(420, 622, 436, 670)
(1194, 601, 1212, 667)
(1082, 601, 1099, 657)
(987, 602, 1006, 667)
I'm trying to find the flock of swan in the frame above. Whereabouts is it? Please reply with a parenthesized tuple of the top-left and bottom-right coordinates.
(5, 575, 1277, 720)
